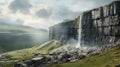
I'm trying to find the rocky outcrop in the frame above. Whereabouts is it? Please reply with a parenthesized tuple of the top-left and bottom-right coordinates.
(14, 56, 47, 67)
(14, 46, 102, 67)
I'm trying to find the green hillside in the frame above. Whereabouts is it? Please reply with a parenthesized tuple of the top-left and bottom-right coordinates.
(0, 40, 68, 61)
(49, 45, 120, 67)
(0, 40, 69, 67)
(1, 41, 120, 67)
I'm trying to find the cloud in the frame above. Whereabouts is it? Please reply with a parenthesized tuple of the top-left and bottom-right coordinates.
(51, 6, 80, 21)
(34, 0, 113, 22)
(0, 0, 114, 29)
(36, 8, 52, 18)
(92, 0, 113, 7)
(9, 0, 32, 13)
(0, 16, 24, 25)
(19, 0, 114, 29)
(66, 0, 113, 12)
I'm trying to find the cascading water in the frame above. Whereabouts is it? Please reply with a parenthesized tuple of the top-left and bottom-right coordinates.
(76, 14, 89, 50)
(76, 15, 82, 48)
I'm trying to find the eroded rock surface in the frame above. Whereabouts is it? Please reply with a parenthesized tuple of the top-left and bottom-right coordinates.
(49, 1, 120, 47)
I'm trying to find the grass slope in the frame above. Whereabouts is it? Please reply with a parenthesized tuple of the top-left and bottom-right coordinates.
(50, 45, 120, 67)
(0, 40, 68, 61)
(0, 40, 69, 67)
(2, 41, 120, 67)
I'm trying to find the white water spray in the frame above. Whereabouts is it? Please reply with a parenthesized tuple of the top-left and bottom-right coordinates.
(76, 15, 82, 48)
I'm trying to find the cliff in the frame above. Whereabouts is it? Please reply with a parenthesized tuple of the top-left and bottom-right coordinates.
(49, 1, 120, 46)
(79, 1, 120, 46)
(49, 20, 78, 43)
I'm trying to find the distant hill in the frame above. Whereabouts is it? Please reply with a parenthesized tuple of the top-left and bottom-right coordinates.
(0, 22, 49, 53)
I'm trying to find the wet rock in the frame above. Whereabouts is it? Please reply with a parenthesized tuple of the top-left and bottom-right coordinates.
(70, 59, 78, 62)
(78, 55, 86, 59)
(15, 56, 47, 67)
(14, 63, 27, 67)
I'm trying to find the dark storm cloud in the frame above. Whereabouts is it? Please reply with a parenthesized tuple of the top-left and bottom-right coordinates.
(36, 8, 52, 18)
(9, 0, 32, 13)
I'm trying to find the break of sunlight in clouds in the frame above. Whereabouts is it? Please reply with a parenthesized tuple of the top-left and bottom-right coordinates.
(0, 0, 113, 29)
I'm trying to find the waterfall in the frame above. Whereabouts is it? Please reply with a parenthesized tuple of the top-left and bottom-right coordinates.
(76, 15, 82, 48)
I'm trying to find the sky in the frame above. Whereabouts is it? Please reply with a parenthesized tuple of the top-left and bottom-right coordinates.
(0, 0, 113, 29)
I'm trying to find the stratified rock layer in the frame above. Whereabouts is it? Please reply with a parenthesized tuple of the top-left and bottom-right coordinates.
(79, 1, 120, 46)
(49, 20, 78, 43)
(49, 1, 120, 46)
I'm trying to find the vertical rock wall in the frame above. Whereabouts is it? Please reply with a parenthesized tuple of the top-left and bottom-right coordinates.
(49, 1, 120, 46)
(79, 1, 120, 46)
(49, 20, 78, 43)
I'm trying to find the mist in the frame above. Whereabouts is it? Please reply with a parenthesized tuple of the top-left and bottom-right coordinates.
(0, 20, 49, 53)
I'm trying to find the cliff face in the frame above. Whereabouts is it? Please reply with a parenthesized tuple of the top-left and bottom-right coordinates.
(79, 1, 120, 46)
(49, 20, 78, 43)
(49, 1, 120, 46)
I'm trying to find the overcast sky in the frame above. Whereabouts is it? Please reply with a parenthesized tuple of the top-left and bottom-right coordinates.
(0, 0, 113, 29)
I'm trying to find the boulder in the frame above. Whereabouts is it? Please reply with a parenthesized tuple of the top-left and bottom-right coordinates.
(14, 63, 27, 67)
